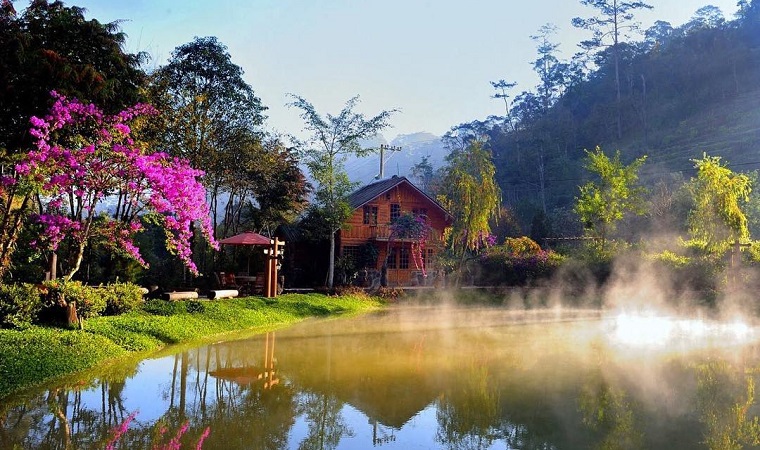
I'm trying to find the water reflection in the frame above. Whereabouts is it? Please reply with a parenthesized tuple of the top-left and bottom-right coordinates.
(3, 307, 760, 449)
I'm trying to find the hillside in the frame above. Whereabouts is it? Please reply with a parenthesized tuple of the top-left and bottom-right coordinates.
(471, 6, 760, 233)
(643, 87, 760, 175)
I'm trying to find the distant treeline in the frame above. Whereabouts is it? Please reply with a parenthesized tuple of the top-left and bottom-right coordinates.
(447, 2, 760, 235)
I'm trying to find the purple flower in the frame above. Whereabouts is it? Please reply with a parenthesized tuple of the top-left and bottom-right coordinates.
(16, 92, 217, 275)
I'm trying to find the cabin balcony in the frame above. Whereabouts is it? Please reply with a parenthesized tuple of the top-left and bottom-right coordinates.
(341, 224, 444, 242)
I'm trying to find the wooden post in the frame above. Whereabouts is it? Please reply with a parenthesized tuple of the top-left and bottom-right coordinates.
(270, 240, 276, 297)
(265, 241, 273, 298)
(264, 239, 284, 298)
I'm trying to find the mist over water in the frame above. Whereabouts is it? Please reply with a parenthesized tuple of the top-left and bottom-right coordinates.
(3, 297, 760, 449)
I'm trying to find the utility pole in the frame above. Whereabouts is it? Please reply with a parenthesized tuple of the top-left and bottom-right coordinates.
(377, 144, 401, 179)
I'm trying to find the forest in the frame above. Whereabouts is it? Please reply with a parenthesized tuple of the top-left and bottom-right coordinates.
(439, 0, 760, 244)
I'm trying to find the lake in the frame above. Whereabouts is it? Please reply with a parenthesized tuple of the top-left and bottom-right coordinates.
(2, 305, 760, 449)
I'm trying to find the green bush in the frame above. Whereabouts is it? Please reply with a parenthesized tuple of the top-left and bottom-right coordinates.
(502, 236, 542, 257)
(648, 250, 690, 268)
(375, 286, 405, 301)
(477, 238, 565, 286)
(103, 282, 144, 315)
(334, 285, 372, 299)
(0, 283, 42, 329)
(43, 280, 107, 320)
(647, 254, 720, 303)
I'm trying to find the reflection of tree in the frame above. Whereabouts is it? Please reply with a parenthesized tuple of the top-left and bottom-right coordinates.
(296, 391, 353, 450)
(155, 334, 297, 449)
(0, 333, 298, 449)
(0, 360, 139, 449)
(578, 378, 644, 450)
(435, 361, 501, 450)
(502, 422, 559, 450)
(695, 361, 760, 450)
(47, 389, 73, 449)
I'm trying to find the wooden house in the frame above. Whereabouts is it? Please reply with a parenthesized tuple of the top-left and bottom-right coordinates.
(339, 176, 452, 286)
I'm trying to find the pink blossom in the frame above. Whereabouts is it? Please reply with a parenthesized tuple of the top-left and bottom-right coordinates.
(196, 427, 211, 449)
(17, 92, 217, 276)
(105, 411, 138, 450)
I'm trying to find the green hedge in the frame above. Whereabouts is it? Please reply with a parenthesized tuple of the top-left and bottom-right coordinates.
(476, 238, 565, 286)
(103, 282, 144, 315)
(43, 280, 107, 320)
(0, 283, 43, 329)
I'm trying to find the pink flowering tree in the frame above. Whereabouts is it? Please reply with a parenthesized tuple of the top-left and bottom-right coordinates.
(16, 92, 217, 280)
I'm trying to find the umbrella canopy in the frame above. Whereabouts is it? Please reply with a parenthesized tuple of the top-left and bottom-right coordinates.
(218, 231, 272, 246)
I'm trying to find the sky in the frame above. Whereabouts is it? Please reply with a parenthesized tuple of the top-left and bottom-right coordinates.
(59, 0, 740, 140)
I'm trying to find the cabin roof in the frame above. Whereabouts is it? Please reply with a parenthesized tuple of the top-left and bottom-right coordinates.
(347, 175, 450, 219)
(275, 223, 303, 243)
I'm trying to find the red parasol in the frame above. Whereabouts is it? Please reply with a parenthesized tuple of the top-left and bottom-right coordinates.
(218, 231, 272, 246)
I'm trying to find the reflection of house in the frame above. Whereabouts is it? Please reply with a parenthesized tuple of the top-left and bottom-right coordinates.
(340, 176, 452, 286)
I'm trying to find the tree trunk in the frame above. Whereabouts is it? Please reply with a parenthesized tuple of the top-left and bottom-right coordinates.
(0, 193, 31, 279)
(64, 241, 86, 281)
(455, 230, 470, 287)
(66, 300, 79, 329)
(49, 252, 57, 280)
(613, 1, 622, 139)
(327, 230, 336, 288)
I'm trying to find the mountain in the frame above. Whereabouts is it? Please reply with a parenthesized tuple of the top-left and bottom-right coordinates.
(346, 132, 448, 184)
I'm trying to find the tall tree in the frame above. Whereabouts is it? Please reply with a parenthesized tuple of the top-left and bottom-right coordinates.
(0, 0, 145, 155)
(288, 95, 396, 288)
(0, 0, 145, 279)
(575, 146, 647, 251)
(489, 79, 517, 131)
(410, 155, 436, 195)
(531, 23, 567, 112)
(572, 0, 653, 139)
(687, 154, 751, 256)
(437, 140, 501, 279)
(227, 137, 309, 235)
(149, 36, 267, 237)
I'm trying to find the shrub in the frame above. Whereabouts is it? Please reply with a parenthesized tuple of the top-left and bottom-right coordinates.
(375, 286, 404, 301)
(103, 282, 144, 315)
(478, 237, 565, 286)
(334, 285, 371, 299)
(647, 250, 690, 268)
(42, 280, 107, 321)
(646, 253, 720, 302)
(0, 283, 43, 329)
(502, 236, 542, 257)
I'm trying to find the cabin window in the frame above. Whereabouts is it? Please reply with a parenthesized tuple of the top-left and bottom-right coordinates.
(363, 205, 378, 225)
(390, 203, 401, 222)
(399, 247, 410, 269)
(387, 248, 397, 269)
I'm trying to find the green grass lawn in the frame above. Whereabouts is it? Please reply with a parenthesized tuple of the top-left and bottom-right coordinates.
(0, 293, 382, 399)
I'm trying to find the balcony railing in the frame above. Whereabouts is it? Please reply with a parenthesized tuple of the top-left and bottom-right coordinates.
(341, 224, 444, 242)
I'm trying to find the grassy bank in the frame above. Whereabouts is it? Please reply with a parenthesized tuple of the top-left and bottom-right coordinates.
(0, 293, 382, 399)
